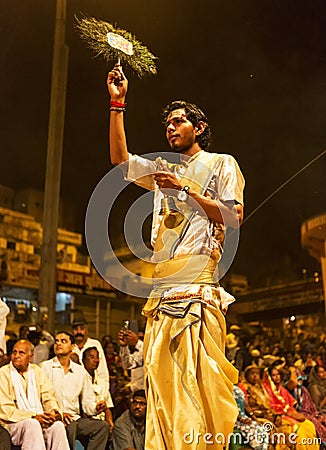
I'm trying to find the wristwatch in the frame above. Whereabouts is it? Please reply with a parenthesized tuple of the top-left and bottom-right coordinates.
(177, 185, 190, 202)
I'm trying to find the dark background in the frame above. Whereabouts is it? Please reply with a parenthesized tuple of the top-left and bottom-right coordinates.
(1, 0, 325, 287)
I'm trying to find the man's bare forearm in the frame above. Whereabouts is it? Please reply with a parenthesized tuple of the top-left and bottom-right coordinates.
(107, 65, 130, 166)
(188, 190, 243, 228)
(109, 110, 129, 165)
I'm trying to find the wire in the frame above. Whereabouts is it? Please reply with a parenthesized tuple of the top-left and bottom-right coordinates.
(241, 149, 326, 225)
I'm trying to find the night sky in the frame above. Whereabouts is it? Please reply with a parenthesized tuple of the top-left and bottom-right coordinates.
(1, 0, 325, 287)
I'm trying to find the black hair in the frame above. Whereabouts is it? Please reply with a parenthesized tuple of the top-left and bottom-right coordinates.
(268, 361, 285, 379)
(132, 389, 146, 400)
(82, 346, 98, 361)
(55, 331, 76, 345)
(162, 100, 212, 151)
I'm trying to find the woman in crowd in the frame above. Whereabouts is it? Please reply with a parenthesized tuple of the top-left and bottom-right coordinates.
(104, 341, 121, 373)
(233, 384, 269, 450)
(263, 364, 319, 450)
(241, 366, 275, 423)
(241, 366, 293, 450)
(285, 367, 326, 445)
(308, 365, 326, 414)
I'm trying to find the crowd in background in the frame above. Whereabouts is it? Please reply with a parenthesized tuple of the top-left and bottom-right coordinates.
(0, 304, 325, 449)
(0, 304, 146, 450)
(227, 321, 326, 450)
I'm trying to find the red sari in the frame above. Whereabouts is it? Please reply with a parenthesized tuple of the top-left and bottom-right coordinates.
(262, 369, 319, 450)
(262, 370, 297, 424)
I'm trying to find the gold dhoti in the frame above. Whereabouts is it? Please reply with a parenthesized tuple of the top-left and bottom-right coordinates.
(143, 256, 238, 449)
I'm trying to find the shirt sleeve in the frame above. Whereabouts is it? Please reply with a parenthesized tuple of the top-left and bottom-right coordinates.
(126, 154, 157, 191)
(40, 330, 55, 349)
(215, 155, 245, 205)
(101, 379, 114, 409)
(119, 340, 144, 370)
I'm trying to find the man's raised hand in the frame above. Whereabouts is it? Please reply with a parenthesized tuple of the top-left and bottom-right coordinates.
(107, 64, 128, 101)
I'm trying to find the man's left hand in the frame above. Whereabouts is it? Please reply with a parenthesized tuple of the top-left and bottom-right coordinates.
(96, 401, 107, 413)
(154, 171, 182, 194)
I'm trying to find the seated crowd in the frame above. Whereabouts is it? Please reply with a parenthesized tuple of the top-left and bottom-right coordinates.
(0, 317, 325, 450)
(227, 322, 326, 450)
(0, 318, 145, 450)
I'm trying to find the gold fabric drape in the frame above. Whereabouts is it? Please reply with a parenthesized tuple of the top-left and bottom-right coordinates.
(143, 257, 238, 449)
(144, 300, 238, 449)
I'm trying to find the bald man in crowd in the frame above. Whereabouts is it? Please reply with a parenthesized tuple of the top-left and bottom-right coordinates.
(0, 339, 69, 450)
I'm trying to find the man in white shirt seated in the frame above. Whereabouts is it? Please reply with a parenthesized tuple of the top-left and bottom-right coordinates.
(0, 339, 69, 450)
(71, 318, 109, 383)
(40, 331, 110, 450)
(81, 346, 114, 432)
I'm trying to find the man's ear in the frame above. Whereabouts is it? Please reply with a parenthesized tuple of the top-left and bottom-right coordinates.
(195, 121, 206, 135)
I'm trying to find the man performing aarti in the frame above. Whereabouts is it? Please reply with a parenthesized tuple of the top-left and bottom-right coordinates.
(106, 63, 245, 449)
(76, 15, 245, 449)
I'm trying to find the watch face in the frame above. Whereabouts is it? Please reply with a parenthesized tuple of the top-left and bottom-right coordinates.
(177, 190, 188, 202)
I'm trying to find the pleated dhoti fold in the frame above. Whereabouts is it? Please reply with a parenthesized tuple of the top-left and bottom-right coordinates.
(143, 295, 238, 450)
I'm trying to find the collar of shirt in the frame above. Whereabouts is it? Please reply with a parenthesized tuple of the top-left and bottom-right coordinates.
(86, 369, 99, 384)
(51, 356, 74, 373)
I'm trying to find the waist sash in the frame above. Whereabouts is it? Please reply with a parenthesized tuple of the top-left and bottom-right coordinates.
(143, 255, 225, 318)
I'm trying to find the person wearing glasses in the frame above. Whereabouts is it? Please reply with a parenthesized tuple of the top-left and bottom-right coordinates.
(112, 390, 146, 450)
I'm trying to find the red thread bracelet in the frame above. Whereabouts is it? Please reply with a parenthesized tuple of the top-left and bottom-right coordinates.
(110, 100, 126, 108)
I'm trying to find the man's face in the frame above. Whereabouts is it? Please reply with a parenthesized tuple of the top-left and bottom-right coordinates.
(83, 349, 99, 372)
(12, 340, 32, 372)
(54, 333, 74, 357)
(72, 324, 88, 341)
(131, 396, 147, 420)
(165, 109, 197, 153)
(247, 369, 260, 385)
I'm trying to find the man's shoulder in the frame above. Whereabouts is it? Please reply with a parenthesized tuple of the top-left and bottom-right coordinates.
(30, 362, 43, 371)
(115, 410, 132, 426)
(40, 357, 86, 375)
(206, 151, 238, 163)
(39, 357, 58, 369)
(30, 363, 54, 384)
(195, 150, 240, 170)
(85, 338, 103, 351)
(70, 360, 87, 374)
(0, 363, 10, 375)
(87, 337, 102, 346)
